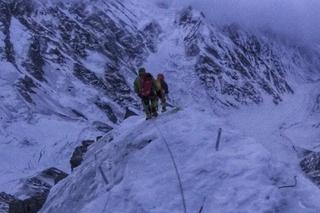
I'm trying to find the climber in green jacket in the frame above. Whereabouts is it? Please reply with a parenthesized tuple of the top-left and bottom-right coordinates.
(134, 68, 159, 120)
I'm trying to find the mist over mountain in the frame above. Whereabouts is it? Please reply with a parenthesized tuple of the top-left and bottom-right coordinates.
(152, 0, 320, 46)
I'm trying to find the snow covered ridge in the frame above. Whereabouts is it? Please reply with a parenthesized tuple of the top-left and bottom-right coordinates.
(0, 0, 157, 124)
(39, 108, 320, 213)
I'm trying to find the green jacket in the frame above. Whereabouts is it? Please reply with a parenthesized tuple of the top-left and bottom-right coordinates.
(134, 77, 141, 94)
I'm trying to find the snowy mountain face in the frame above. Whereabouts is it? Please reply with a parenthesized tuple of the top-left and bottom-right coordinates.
(0, 0, 157, 210)
(1, 0, 320, 212)
(0, 0, 152, 122)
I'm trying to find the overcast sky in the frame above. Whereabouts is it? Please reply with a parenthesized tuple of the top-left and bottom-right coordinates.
(165, 0, 320, 46)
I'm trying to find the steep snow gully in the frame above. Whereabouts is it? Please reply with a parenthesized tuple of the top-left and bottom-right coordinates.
(1, 0, 320, 212)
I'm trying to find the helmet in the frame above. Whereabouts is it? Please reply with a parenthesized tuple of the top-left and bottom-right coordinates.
(138, 68, 146, 76)
(157, 73, 164, 80)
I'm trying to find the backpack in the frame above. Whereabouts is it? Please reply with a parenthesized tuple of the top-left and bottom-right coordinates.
(140, 74, 153, 97)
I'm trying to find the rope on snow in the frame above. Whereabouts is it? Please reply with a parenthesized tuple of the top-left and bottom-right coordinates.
(153, 122, 187, 213)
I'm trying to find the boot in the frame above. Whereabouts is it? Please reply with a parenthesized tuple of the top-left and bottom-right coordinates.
(153, 111, 158, 117)
(162, 106, 166, 112)
(146, 112, 152, 120)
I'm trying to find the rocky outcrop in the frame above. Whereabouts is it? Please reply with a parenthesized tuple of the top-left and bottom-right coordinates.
(175, 7, 302, 107)
(124, 107, 138, 119)
(0, 193, 15, 213)
(0, 168, 68, 213)
(92, 121, 113, 133)
(300, 151, 320, 186)
(0, 0, 159, 124)
(70, 140, 95, 171)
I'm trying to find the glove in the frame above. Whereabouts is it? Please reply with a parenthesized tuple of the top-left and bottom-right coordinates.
(157, 91, 162, 98)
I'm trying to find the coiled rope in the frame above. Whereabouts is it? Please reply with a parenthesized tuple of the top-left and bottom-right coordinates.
(153, 122, 187, 213)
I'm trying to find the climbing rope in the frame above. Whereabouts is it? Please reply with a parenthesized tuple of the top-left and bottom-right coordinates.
(153, 122, 187, 213)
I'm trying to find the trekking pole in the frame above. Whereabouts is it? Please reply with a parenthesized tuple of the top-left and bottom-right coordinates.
(215, 128, 222, 151)
(98, 165, 109, 185)
(198, 196, 206, 213)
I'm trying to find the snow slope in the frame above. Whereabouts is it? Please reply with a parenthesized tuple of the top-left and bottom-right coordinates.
(0, 114, 100, 195)
(0, 0, 155, 199)
(38, 3, 320, 210)
(40, 85, 320, 212)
